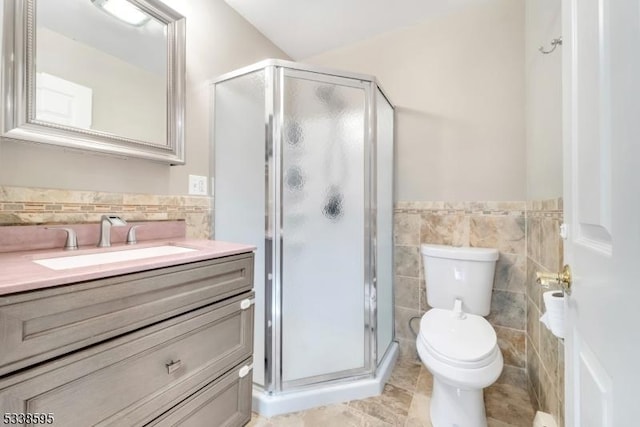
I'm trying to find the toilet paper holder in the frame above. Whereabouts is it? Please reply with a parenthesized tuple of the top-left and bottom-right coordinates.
(536, 264, 572, 295)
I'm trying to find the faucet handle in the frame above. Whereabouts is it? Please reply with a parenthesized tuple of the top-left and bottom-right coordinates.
(45, 227, 78, 250)
(126, 225, 142, 245)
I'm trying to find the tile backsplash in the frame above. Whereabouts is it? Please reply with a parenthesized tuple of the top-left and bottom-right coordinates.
(0, 186, 212, 239)
(394, 201, 528, 390)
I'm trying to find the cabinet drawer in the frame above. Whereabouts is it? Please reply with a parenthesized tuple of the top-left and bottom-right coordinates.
(0, 292, 254, 427)
(0, 252, 253, 376)
(149, 358, 253, 427)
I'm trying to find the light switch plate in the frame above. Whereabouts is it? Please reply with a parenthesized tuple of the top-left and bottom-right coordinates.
(188, 175, 208, 195)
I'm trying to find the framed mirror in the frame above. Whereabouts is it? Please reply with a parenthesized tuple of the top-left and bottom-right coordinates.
(2, 0, 185, 164)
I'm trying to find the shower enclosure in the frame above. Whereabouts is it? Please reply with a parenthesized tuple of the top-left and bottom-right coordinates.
(213, 60, 395, 416)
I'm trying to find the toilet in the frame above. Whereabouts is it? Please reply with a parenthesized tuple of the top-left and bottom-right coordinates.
(416, 244, 502, 427)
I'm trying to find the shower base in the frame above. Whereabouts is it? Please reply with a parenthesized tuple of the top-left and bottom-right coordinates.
(252, 342, 399, 417)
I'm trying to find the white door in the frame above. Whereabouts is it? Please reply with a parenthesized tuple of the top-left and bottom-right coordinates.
(35, 72, 93, 129)
(563, 0, 640, 425)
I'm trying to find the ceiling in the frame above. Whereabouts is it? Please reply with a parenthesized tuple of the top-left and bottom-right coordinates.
(224, 0, 485, 59)
(38, 0, 167, 76)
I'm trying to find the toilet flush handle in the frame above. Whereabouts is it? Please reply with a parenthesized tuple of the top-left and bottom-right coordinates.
(452, 299, 466, 319)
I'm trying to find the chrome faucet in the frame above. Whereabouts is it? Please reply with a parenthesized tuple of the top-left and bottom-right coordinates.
(97, 215, 127, 247)
(45, 227, 78, 250)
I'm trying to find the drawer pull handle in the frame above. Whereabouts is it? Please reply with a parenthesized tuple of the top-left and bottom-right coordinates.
(238, 364, 253, 378)
(166, 359, 182, 374)
(240, 299, 255, 310)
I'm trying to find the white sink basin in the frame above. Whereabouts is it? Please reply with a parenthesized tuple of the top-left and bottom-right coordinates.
(33, 245, 197, 270)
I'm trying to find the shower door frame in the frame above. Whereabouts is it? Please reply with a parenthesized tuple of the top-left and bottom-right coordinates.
(264, 64, 379, 394)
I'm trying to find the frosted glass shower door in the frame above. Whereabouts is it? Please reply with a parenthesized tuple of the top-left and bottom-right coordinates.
(376, 89, 394, 363)
(213, 70, 267, 386)
(280, 70, 369, 386)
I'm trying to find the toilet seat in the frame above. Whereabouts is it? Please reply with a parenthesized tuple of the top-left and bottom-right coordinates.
(418, 308, 498, 369)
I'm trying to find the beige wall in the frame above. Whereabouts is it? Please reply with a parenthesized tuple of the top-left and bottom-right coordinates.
(0, 0, 289, 195)
(524, 1, 564, 421)
(305, 0, 526, 202)
(525, 0, 562, 200)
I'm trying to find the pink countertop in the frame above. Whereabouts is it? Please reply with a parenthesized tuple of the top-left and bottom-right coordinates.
(0, 239, 255, 296)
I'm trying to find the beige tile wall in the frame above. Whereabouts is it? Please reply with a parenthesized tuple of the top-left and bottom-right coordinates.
(526, 198, 564, 426)
(1, 186, 562, 422)
(394, 201, 528, 391)
(0, 186, 213, 238)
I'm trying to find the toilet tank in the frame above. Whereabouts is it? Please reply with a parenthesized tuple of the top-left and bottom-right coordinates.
(421, 244, 499, 316)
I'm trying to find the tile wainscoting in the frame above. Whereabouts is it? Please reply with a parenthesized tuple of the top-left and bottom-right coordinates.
(393, 199, 565, 425)
(393, 201, 528, 392)
(0, 188, 562, 424)
(0, 186, 213, 238)
(526, 198, 565, 426)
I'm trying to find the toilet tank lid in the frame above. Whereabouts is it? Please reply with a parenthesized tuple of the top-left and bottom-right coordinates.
(420, 244, 499, 261)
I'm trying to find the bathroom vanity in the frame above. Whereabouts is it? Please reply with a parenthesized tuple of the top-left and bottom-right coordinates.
(0, 227, 255, 426)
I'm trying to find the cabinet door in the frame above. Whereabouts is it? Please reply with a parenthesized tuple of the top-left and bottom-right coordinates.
(0, 253, 253, 376)
(0, 292, 254, 427)
(148, 358, 253, 427)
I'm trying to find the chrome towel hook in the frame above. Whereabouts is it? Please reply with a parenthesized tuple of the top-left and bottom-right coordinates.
(539, 37, 562, 54)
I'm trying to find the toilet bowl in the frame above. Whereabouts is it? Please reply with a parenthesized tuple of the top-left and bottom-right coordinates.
(416, 244, 502, 427)
(417, 307, 503, 427)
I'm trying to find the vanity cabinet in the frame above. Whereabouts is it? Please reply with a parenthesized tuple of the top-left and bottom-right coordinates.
(0, 251, 255, 427)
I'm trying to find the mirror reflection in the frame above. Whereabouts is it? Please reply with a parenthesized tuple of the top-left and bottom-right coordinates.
(35, 0, 168, 146)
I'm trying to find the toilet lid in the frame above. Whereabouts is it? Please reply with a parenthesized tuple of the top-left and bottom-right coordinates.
(419, 308, 497, 362)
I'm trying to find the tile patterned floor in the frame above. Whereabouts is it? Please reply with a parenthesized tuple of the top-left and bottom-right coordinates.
(247, 359, 536, 427)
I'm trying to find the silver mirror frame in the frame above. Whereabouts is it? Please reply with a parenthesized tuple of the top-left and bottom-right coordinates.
(1, 0, 186, 164)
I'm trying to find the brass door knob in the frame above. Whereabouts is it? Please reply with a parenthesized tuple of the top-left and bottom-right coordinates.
(536, 264, 572, 295)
